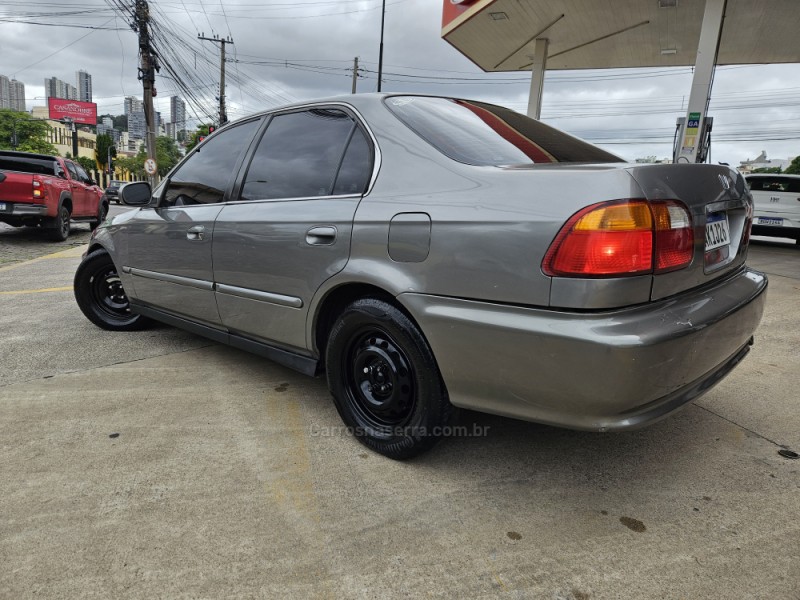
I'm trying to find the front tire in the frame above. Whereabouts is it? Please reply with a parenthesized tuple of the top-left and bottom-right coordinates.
(325, 298, 452, 459)
(74, 249, 151, 331)
(48, 205, 71, 241)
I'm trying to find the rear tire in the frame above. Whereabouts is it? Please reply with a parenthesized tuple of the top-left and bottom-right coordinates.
(325, 298, 452, 459)
(74, 249, 151, 331)
(48, 205, 71, 241)
(90, 202, 108, 231)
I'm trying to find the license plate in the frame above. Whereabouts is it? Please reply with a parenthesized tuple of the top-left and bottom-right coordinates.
(0, 203, 6, 211)
(756, 217, 783, 226)
(705, 213, 730, 251)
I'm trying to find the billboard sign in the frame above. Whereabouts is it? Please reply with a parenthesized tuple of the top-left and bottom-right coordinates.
(47, 98, 97, 125)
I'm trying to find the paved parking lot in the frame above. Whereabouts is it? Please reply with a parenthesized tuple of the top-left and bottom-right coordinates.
(1, 225, 798, 599)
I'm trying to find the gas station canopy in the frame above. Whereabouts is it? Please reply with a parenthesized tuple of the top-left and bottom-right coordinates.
(443, 0, 800, 72)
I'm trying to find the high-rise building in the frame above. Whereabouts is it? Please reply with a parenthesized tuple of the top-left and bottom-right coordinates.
(1, 76, 26, 111)
(97, 124, 120, 144)
(0, 76, 10, 109)
(44, 77, 77, 101)
(76, 70, 92, 103)
(9, 79, 25, 111)
(128, 111, 146, 140)
(124, 96, 143, 116)
(170, 96, 187, 138)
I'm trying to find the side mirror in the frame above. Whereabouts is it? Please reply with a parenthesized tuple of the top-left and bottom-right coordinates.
(120, 181, 153, 206)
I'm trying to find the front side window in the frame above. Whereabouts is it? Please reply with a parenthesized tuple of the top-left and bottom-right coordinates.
(65, 162, 80, 181)
(163, 119, 260, 206)
(240, 109, 357, 200)
(74, 163, 90, 183)
(384, 96, 622, 166)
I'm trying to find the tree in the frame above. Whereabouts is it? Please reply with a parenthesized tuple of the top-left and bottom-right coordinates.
(0, 109, 58, 155)
(95, 134, 114, 171)
(75, 156, 97, 174)
(115, 137, 180, 179)
(115, 154, 142, 179)
(155, 136, 181, 176)
(751, 166, 782, 174)
(785, 156, 800, 175)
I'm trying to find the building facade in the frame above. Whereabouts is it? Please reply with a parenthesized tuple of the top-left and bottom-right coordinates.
(45, 77, 77, 101)
(170, 96, 187, 139)
(0, 75, 26, 111)
(76, 70, 92, 103)
(124, 96, 143, 116)
(9, 79, 25, 111)
(127, 111, 146, 140)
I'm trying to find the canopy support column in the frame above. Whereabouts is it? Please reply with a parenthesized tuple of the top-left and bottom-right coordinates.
(675, 0, 727, 163)
(527, 38, 549, 120)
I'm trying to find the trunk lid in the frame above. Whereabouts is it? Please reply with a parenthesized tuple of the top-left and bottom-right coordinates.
(625, 163, 752, 301)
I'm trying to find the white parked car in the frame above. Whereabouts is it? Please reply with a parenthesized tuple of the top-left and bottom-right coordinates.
(745, 173, 800, 243)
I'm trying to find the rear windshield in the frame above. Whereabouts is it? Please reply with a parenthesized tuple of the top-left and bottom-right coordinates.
(384, 96, 622, 166)
(746, 176, 800, 193)
(0, 154, 57, 176)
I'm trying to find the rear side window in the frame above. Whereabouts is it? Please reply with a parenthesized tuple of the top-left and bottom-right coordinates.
(240, 108, 359, 200)
(0, 154, 57, 175)
(384, 96, 622, 166)
(332, 127, 373, 196)
(747, 176, 800, 193)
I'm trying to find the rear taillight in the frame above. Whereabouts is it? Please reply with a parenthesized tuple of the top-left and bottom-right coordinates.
(543, 199, 693, 278)
(652, 201, 693, 273)
(32, 177, 44, 199)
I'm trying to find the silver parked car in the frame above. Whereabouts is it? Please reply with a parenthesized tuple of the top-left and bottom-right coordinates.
(74, 94, 767, 459)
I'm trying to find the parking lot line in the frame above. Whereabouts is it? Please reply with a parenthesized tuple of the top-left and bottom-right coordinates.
(0, 286, 73, 295)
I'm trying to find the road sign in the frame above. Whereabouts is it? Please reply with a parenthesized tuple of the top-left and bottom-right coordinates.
(144, 158, 157, 176)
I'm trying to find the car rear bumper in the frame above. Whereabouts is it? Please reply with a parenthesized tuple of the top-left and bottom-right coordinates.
(751, 223, 799, 240)
(0, 202, 49, 215)
(0, 203, 50, 223)
(399, 267, 767, 431)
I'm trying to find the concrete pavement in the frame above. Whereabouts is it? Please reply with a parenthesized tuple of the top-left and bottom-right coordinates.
(0, 236, 798, 599)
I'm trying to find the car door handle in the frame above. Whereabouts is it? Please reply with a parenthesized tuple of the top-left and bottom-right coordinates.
(306, 226, 337, 246)
(187, 225, 205, 241)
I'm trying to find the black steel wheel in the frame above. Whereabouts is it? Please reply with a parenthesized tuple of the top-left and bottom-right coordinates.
(48, 204, 71, 241)
(326, 298, 452, 459)
(73, 249, 151, 331)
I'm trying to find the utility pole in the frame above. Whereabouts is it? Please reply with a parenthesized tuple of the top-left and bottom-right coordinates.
(377, 0, 386, 92)
(62, 118, 79, 158)
(134, 0, 158, 186)
(351, 57, 359, 94)
(198, 34, 234, 125)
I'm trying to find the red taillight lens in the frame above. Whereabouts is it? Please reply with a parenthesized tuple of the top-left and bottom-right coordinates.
(652, 201, 693, 273)
(543, 200, 693, 277)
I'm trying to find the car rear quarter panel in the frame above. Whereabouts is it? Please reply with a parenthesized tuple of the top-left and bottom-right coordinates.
(334, 102, 643, 308)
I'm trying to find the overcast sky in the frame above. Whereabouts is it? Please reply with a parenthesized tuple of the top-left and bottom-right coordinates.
(2, 0, 799, 166)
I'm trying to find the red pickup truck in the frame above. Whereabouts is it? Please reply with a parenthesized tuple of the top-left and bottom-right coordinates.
(0, 151, 107, 241)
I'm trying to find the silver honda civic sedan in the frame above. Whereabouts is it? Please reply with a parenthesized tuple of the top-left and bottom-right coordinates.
(74, 94, 767, 459)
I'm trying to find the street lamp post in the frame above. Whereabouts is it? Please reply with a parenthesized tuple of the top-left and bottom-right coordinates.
(377, 0, 386, 92)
